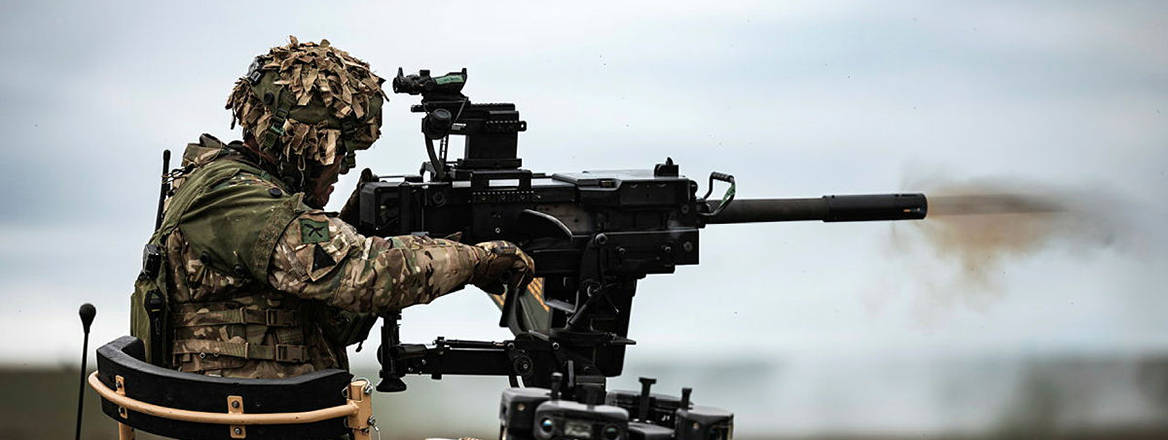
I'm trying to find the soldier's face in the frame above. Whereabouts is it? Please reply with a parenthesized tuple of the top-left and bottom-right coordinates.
(306, 160, 343, 209)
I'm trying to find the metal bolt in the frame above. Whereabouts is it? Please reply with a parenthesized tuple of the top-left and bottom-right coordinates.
(683, 241, 694, 252)
(234, 427, 243, 435)
(494, 226, 503, 234)
(231, 401, 240, 409)
(551, 342, 560, 350)
(584, 282, 600, 296)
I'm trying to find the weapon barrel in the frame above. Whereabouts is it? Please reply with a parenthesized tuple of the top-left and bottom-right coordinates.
(705, 193, 927, 224)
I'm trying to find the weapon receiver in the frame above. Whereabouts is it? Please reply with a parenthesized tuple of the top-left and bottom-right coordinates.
(355, 68, 927, 438)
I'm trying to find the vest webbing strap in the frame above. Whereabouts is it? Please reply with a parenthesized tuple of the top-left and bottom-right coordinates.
(171, 306, 300, 327)
(173, 339, 309, 363)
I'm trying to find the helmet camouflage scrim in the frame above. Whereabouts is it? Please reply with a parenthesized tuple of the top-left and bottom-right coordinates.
(227, 36, 386, 179)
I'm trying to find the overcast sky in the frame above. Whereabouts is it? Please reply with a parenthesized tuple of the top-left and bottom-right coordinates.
(0, 0, 1165, 377)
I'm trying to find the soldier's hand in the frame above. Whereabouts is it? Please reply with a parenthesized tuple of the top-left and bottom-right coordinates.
(472, 241, 535, 295)
(339, 168, 377, 225)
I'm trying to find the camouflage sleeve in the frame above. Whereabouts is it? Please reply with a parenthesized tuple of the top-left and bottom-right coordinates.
(268, 211, 488, 313)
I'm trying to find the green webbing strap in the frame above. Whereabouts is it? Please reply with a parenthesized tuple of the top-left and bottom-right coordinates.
(338, 116, 360, 174)
(260, 88, 291, 150)
(171, 306, 300, 327)
(172, 339, 309, 363)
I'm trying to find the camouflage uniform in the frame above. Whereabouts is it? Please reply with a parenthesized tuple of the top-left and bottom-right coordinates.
(132, 37, 532, 379)
(156, 134, 530, 378)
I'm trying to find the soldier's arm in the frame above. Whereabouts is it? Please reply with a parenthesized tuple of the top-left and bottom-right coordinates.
(268, 211, 488, 313)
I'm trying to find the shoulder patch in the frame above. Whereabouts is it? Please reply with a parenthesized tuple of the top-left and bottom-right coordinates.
(300, 218, 330, 244)
(312, 244, 337, 272)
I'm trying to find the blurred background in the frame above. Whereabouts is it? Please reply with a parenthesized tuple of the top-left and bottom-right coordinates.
(1, 1, 1165, 439)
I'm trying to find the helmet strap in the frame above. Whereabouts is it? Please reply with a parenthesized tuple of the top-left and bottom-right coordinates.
(338, 116, 361, 175)
(259, 88, 292, 151)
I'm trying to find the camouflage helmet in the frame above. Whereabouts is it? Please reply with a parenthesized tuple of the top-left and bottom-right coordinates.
(227, 36, 386, 179)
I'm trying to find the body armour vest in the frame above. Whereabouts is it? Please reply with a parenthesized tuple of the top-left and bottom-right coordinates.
(133, 134, 347, 378)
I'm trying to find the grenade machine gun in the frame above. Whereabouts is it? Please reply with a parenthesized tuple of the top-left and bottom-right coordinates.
(353, 68, 928, 440)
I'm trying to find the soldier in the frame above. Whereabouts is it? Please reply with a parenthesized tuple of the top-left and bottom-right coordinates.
(131, 37, 533, 379)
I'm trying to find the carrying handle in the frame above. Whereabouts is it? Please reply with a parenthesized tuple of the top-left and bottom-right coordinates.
(700, 172, 736, 217)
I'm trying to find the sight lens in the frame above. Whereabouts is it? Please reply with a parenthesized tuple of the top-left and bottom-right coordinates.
(603, 425, 620, 440)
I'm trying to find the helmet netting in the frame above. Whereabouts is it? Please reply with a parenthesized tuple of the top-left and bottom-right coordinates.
(226, 36, 385, 168)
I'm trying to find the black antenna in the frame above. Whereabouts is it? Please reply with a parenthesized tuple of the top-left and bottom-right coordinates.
(75, 303, 96, 440)
(155, 149, 171, 230)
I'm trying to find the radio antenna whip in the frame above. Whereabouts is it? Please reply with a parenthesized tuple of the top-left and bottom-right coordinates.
(75, 303, 96, 440)
(155, 150, 171, 230)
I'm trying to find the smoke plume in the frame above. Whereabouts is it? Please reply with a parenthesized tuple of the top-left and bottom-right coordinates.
(888, 176, 1145, 307)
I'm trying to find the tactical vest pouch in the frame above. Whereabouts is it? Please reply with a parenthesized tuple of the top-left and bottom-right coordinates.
(131, 243, 171, 367)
